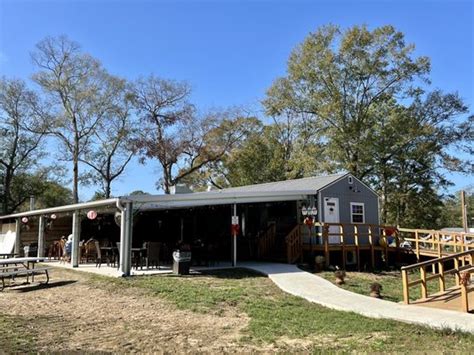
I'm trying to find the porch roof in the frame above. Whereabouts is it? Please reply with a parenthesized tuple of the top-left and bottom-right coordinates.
(129, 173, 348, 210)
(0, 173, 348, 219)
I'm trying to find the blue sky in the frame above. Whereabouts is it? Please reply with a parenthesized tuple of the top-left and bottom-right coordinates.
(0, 0, 473, 200)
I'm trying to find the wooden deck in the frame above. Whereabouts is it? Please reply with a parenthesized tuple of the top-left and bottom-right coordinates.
(411, 285, 474, 313)
(285, 224, 474, 269)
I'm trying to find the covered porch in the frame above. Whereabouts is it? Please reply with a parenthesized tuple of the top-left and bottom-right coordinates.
(0, 190, 308, 276)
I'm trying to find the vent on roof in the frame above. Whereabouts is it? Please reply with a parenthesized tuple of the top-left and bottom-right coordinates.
(170, 184, 193, 194)
(348, 176, 353, 185)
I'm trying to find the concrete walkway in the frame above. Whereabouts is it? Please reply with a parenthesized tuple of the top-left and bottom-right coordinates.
(238, 262, 474, 333)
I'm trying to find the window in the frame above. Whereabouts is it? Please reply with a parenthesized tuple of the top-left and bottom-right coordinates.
(350, 202, 365, 223)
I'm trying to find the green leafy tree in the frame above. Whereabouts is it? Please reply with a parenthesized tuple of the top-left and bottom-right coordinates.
(264, 24, 431, 179)
(263, 24, 473, 227)
(441, 189, 474, 229)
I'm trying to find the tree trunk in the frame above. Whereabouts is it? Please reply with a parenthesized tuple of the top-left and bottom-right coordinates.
(105, 180, 111, 199)
(72, 135, 80, 204)
(1, 170, 11, 214)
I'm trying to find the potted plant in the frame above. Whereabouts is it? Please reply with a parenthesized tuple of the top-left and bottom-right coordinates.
(314, 255, 325, 272)
(334, 269, 346, 285)
(370, 282, 383, 298)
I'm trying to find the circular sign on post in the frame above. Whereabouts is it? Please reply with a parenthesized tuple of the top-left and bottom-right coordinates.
(87, 210, 98, 220)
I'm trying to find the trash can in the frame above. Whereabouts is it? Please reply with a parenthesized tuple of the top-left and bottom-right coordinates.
(24, 244, 38, 257)
(172, 250, 192, 275)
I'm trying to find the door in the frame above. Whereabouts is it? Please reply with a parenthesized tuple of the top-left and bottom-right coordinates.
(324, 197, 340, 244)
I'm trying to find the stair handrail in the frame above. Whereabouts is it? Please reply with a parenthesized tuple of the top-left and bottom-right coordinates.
(257, 222, 276, 259)
(285, 224, 302, 263)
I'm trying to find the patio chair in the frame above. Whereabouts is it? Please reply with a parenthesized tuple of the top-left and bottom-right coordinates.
(116, 242, 120, 269)
(94, 240, 103, 268)
(144, 242, 161, 269)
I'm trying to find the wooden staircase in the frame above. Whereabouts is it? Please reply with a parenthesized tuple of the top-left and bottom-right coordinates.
(257, 222, 301, 263)
(285, 224, 303, 263)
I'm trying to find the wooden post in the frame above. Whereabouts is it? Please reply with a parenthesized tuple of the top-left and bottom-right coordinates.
(437, 233, 442, 257)
(461, 284, 469, 313)
(323, 225, 330, 267)
(415, 230, 420, 261)
(368, 226, 374, 269)
(454, 257, 460, 286)
(402, 269, 410, 304)
(382, 228, 388, 267)
(461, 190, 468, 233)
(354, 225, 360, 271)
(420, 266, 428, 299)
(438, 262, 445, 292)
(340, 224, 345, 269)
(460, 271, 470, 313)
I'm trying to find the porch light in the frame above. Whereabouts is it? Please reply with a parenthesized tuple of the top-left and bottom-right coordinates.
(301, 206, 308, 216)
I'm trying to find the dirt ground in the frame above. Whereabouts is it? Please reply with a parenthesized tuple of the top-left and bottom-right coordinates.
(0, 268, 259, 353)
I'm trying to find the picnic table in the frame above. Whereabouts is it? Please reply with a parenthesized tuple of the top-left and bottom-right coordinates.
(0, 253, 19, 259)
(0, 257, 49, 290)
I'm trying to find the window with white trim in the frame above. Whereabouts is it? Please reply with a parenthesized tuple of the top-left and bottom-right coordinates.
(350, 202, 365, 223)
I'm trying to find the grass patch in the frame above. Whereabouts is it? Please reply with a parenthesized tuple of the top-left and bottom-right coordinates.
(0, 314, 37, 353)
(317, 269, 457, 302)
(89, 268, 474, 351)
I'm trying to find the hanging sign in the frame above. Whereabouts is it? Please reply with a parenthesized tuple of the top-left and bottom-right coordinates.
(231, 224, 240, 235)
(21, 217, 29, 224)
(231, 216, 239, 235)
(87, 210, 98, 220)
(50, 214, 57, 220)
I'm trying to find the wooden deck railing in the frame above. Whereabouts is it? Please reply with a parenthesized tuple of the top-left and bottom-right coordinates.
(257, 222, 276, 259)
(285, 224, 303, 263)
(398, 228, 474, 260)
(308, 222, 400, 269)
(401, 250, 473, 312)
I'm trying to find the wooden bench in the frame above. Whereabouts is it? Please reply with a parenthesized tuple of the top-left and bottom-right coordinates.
(0, 267, 50, 291)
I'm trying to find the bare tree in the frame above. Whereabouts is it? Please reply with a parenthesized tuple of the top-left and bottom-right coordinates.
(0, 77, 47, 214)
(131, 75, 253, 193)
(80, 78, 136, 198)
(31, 36, 117, 203)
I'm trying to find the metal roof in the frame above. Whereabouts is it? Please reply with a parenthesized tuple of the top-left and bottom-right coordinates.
(205, 173, 348, 195)
(129, 173, 349, 210)
(0, 173, 351, 219)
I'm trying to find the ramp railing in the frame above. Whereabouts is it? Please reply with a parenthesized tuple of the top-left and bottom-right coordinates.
(401, 249, 473, 312)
